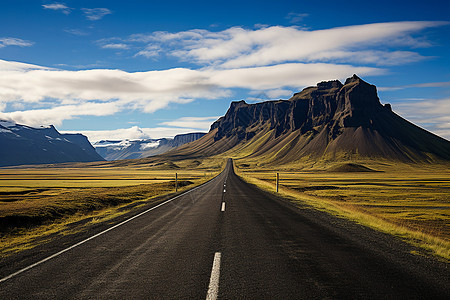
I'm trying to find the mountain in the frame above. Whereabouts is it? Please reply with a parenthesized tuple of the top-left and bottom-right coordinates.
(93, 132, 206, 161)
(0, 120, 104, 167)
(161, 75, 450, 164)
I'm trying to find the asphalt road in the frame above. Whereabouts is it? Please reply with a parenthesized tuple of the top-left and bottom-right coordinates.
(0, 159, 448, 299)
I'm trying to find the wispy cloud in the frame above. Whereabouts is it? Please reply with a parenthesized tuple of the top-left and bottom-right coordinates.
(101, 43, 129, 50)
(0, 37, 33, 48)
(379, 81, 450, 91)
(395, 98, 450, 139)
(134, 45, 161, 58)
(42, 3, 72, 14)
(128, 21, 447, 68)
(82, 8, 112, 21)
(286, 12, 309, 24)
(64, 29, 89, 36)
(160, 116, 220, 129)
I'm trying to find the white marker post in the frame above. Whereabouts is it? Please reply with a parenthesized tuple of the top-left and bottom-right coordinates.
(276, 172, 279, 193)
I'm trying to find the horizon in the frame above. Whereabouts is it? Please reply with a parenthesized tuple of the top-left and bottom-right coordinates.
(1, 0, 449, 142)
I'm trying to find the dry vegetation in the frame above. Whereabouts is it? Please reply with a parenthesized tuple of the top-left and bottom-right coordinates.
(235, 159, 450, 261)
(0, 158, 224, 257)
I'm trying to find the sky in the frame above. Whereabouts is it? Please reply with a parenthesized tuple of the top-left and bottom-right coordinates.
(0, 0, 449, 142)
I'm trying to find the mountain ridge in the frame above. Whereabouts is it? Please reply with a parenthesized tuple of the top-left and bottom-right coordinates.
(94, 132, 206, 160)
(0, 120, 104, 167)
(159, 75, 450, 164)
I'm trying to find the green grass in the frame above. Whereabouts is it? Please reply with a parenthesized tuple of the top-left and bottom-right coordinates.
(235, 160, 450, 261)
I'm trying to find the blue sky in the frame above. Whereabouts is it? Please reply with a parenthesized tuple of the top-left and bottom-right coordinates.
(0, 0, 449, 141)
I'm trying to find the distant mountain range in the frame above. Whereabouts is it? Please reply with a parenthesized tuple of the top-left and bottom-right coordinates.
(93, 132, 206, 160)
(0, 120, 104, 167)
(160, 75, 450, 164)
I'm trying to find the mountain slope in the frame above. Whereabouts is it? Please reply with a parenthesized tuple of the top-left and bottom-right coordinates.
(162, 75, 450, 164)
(0, 120, 104, 167)
(94, 132, 206, 161)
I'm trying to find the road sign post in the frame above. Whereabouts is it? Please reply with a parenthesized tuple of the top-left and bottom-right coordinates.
(176, 173, 178, 192)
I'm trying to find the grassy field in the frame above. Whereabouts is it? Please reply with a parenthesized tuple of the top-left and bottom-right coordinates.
(235, 160, 450, 261)
(0, 158, 224, 257)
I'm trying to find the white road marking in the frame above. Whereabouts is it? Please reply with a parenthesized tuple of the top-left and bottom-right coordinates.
(0, 179, 213, 284)
(206, 252, 221, 300)
(223, 189, 226, 193)
(221, 202, 225, 212)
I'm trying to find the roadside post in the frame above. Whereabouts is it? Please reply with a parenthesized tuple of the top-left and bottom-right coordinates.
(276, 172, 279, 193)
(175, 173, 178, 192)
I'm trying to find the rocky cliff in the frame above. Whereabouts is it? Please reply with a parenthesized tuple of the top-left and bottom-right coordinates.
(171, 75, 450, 163)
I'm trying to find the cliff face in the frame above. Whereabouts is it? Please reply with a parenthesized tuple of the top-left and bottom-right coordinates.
(211, 75, 389, 137)
(206, 75, 450, 162)
(170, 133, 206, 147)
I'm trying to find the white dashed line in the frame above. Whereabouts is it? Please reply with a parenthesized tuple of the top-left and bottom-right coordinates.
(206, 252, 221, 300)
(221, 202, 225, 212)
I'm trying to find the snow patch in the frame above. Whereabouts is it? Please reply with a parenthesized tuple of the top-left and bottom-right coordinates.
(93, 140, 132, 150)
(140, 141, 160, 150)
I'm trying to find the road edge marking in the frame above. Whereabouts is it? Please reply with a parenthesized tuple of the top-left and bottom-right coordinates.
(206, 252, 221, 300)
(0, 177, 217, 284)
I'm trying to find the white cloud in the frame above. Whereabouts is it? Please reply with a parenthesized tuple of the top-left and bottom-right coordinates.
(101, 43, 129, 50)
(134, 45, 161, 58)
(160, 116, 220, 130)
(379, 81, 450, 91)
(131, 22, 447, 68)
(0, 60, 381, 127)
(42, 3, 71, 14)
(65, 126, 201, 143)
(0, 37, 33, 48)
(0, 60, 50, 71)
(0, 59, 381, 128)
(0, 102, 120, 127)
(395, 98, 450, 139)
(82, 8, 112, 21)
(206, 63, 383, 90)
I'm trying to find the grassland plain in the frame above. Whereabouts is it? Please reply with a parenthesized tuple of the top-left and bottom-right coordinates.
(235, 159, 450, 261)
(0, 158, 225, 257)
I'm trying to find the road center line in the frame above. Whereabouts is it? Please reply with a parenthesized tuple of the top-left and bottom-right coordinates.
(221, 202, 225, 212)
(206, 252, 221, 300)
(0, 178, 214, 284)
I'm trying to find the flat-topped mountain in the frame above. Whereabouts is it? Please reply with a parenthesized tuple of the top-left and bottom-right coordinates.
(162, 75, 450, 163)
(0, 120, 104, 167)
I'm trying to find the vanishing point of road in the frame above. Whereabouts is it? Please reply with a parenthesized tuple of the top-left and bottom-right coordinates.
(0, 159, 448, 299)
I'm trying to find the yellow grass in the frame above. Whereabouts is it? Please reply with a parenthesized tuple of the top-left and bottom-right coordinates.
(235, 161, 450, 261)
(0, 160, 224, 257)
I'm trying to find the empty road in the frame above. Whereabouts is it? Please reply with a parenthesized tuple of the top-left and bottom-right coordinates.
(0, 159, 448, 299)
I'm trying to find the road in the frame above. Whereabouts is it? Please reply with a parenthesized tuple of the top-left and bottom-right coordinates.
(0, 159, 448, 299)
